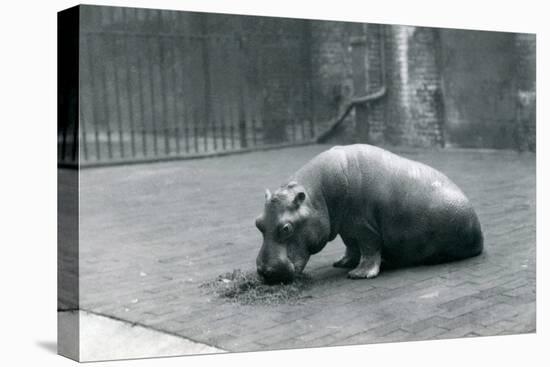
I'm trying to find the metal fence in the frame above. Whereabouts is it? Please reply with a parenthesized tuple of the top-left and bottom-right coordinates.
(58, 9, 315, 166)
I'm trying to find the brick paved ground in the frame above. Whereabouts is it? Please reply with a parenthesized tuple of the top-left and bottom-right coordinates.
(72, 144, 535, 354)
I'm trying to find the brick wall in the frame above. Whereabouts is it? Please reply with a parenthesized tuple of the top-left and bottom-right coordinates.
(309, 20, 355, 136)
(515, 33, 536, 152)
(384, 25, 444, 147)
(309, 23, 445, 147)
(440, 30, 519, 149)
(309, 22, 389, 143)
(364, 24, 386, 144)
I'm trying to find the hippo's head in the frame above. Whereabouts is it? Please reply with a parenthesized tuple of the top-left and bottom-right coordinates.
(255, 182, 326, 284)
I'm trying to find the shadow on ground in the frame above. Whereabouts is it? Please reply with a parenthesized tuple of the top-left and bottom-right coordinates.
(36, 340, 57, 354)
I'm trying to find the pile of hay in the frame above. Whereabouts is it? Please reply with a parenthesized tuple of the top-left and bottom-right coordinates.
(200, 269, 313, 305)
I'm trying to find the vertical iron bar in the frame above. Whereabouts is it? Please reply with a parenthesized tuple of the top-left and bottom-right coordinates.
(237, 36, 247, 149)
(77, 32, 87, 163)
(200, 18, 212, 153)
(193, 107, 199, 152)
(290, 88, 296, 142)
(303, 22, 315, 139)
(230, 101, 235, 149)
(111, 33, 125, 158)
(182, 36, 190, 153)
(219, 40, 227, 151)
(72, 103, 79, 162)
(253, 36, 264, 146)
(227, 36, 237, 150)
(122, 9, 136, 158)
(170, 34, 181, 155)
(216, 38, 223, 151)
(146, 34, 158, 156)
(137, 42, 148, 157)
(60, 95, 68, 161)
(158, 22, 170, 155)
(79, 35, 91, 162)
(250, 72, 257, 146)
(79, 119, 88, 161)
(300, 106, 306, 141)
(221, 99, 227, 150)
(203, 50, 209, 154)
(212, 115, 218, 151)
(231, 38, 238, 149)
(79, 102, 88, 161)
(86, 35, 101, 161)
(98, 33, 113, 159)
(252, 117, 257, 146)
(238, 96, 247, 148)
(292, 115, 297, 143)
(211, 38, 218, 151)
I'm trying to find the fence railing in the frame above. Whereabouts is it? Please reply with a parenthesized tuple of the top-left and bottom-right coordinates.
(58, 23, 315, 166)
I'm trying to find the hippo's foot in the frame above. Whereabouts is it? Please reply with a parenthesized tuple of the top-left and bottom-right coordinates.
(333, 255, 360, 269)
(347, 254, 381, 279)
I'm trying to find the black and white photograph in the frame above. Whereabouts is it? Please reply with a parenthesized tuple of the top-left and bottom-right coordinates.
(3, 1, 546, 366)
(55, 3, 538, 363)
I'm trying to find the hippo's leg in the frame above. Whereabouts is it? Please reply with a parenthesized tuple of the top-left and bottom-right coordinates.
(347, 231, 382, 279)
(333, 236, 360, 268)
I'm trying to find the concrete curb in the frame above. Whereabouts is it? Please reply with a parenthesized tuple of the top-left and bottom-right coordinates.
(58, 310, 225, 362)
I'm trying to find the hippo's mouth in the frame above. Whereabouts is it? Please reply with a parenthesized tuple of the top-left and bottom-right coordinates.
(258, 257, 310, 285)
(259, 271, 295, 285)
(256, 238, 311, 284)
(257, 261, 296, 284)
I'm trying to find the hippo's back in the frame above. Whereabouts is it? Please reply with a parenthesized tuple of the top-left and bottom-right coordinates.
(332, 144, 484, 267)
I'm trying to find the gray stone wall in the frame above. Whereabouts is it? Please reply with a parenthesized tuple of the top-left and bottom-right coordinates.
(515, 33, 536, 152)
(384, 25, 444, 147)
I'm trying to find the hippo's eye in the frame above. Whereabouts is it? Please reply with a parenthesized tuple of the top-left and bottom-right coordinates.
(280, 223, 294, 236)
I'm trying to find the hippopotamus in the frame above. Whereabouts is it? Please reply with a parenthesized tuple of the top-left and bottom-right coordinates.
(255, 144, 483, 284)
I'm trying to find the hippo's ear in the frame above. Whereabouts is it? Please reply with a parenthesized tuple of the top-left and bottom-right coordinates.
(265, 189, 272, 201)
(255, 215, 265, 233)
(293, 191, 306, 206)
